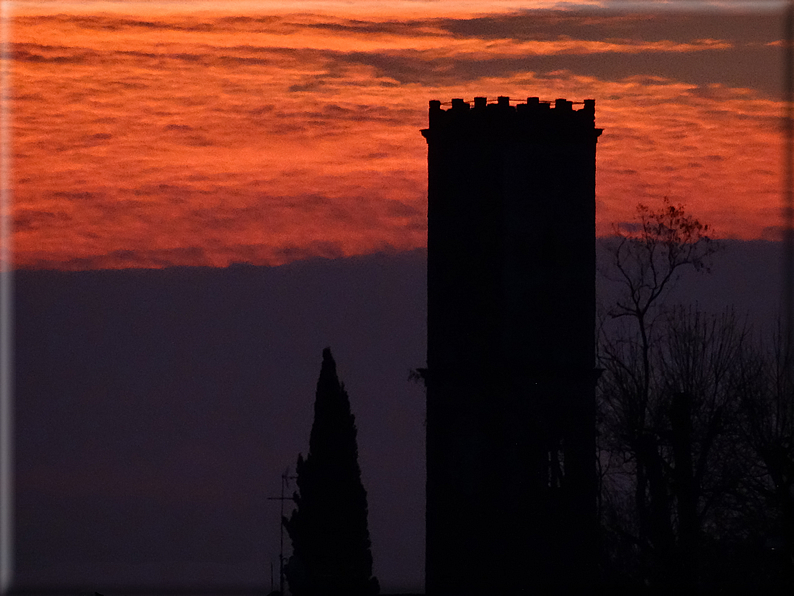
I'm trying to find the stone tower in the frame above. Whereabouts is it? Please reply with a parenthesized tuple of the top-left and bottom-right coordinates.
(421, 96, 602, 594)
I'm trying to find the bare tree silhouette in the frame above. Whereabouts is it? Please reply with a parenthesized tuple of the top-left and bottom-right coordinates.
(598, 201, 730, 588)
(733, 323, 794, 589)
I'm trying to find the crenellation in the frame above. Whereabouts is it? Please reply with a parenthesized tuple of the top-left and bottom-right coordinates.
(423, 96, 601, 140)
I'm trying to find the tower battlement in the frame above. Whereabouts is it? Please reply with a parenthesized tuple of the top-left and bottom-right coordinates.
(423, 96, 600, 140)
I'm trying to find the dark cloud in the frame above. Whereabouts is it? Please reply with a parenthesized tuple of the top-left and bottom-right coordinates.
(247, 105, 277, 117)
(131, 183, 207, 198)
(19, 246, 212, 271)
(180, 134, 214, 147)
(216, 15, 281, 26)
(15, 11, 782, 96)
(184, 206, 264, 232)
(316, 103, 419, 124)
(385, 200, 423, 218)
(11, 43, 202, 68)
(81, 199, 150, 216)
(221, 11, 782, 48)
(214, 54, 274, 67)
(616, 221, 642, 233)
(405, 219, 428, 232)
(178, 192, 401, 237)
(12, 46, 98, 64)
(297, 17, 442, 37)
(274, 240, 346, 262)
(289, 78, 327, 93)
(51, 191, 101, 201)
(14, 209, 71, 232)
(433, 11, 781, 45)
(15, 13, 218, 33)
(321, 44, 781, 97)
(762, 225, 784, 241)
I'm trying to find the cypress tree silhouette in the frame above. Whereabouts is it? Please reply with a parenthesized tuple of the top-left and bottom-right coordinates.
(283, 348, 379, 596)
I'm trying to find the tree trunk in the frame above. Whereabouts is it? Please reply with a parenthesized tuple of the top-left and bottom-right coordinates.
(670, 392, 698, 590)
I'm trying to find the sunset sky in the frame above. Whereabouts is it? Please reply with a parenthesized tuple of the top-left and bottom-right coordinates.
(9, 2, 794, 591)
(10, 1, 790, 270)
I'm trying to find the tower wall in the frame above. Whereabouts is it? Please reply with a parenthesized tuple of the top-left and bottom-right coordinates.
(422, 96, 602, 594)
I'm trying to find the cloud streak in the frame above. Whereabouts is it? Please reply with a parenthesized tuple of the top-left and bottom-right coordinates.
(11, 7, 785, 269)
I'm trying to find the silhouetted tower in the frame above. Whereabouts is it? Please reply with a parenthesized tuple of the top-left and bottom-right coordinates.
(421, 96, 602, 594)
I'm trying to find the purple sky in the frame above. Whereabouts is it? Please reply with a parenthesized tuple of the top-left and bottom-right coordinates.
(12, 240, 784, 593)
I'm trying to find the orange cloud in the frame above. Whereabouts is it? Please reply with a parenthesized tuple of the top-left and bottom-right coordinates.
(10, 8, 785, 269)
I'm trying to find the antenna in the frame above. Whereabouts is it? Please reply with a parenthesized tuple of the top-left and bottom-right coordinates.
(268, 467, 298, 595)
(785, 0, 794, 377)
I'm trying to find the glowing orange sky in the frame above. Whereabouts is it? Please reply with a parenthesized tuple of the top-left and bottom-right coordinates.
(9, 4, 787, 269)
